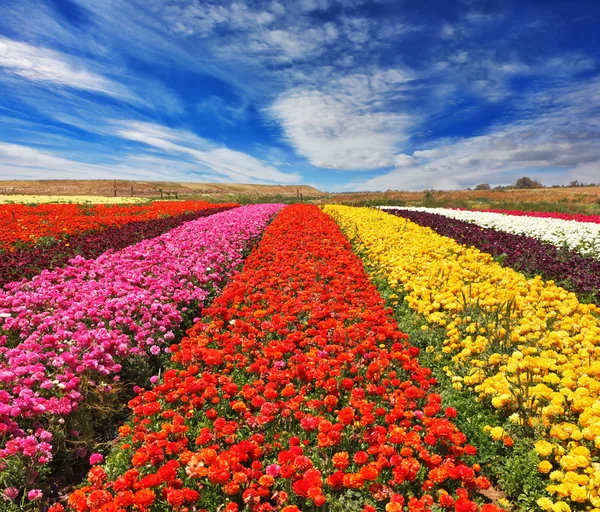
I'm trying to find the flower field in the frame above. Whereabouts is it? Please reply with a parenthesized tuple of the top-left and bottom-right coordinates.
(2, 200, 599, 512)
(0, 201, 233, 251)
(0, 204, 281, 505)
(63, 204, 496, 512)
(380, 208, 600, 304)
(0, 205, 235, 287)
(325, 205, 600, 512)
(382, 207, 600, 259)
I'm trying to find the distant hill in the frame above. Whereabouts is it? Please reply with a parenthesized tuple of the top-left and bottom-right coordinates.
(0, 180, 327, 199)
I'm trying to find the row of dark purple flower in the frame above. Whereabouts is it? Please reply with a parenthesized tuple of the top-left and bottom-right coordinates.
(382, 208, 600, 304)
(0, 206, 234, 288)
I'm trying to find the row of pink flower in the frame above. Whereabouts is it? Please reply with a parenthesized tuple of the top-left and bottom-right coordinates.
(463, 207, 600, 224)
(0, 204, 283, 466)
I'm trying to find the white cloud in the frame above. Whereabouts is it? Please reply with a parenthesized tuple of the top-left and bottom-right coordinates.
(0, 115, 301, 184)
(157, 0, 344, 65)
(0, 134, 299, 184)
(349, 76, 600, 191)
(0, 34, 185, 115)
(436, 49, 595, 103)
(112, 120, 301, 183)
(0, 37, 130, 98)
(0, 141, 202, 181)
(270, 70, 415, 170)
(165, 1, 276, 37)
(440, 24, 456, 38)
(394, 154, 415, 167)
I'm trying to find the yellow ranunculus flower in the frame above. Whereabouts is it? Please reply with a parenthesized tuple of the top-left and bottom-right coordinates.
(0, 195, 147, 204)
(571, 429, 583, 441)
(491, 396, 507, 409)
(570, 485, 588, 503)
(571, 445, 591, 458)
(551, 501, 571, 512)
(537, 497, 553, 511)
(554, 485, 570, 498)
(559, 455, 579, 471)
(539, 461, 553, 474)
(489, 426, 505, 441)
(535, 440, 554, 457)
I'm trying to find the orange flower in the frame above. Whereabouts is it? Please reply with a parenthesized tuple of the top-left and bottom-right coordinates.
(132, 489, 155, 509)
(258, 474, 275, 487)
(118, 425, 132, 438)
(386, 502, 403, 512)
(343, 473, 365, 489)
(337, 407, 355, 425)
(353, 451, 369, 465)
(166, 490, 186, 507)
(360, 462, 381, 481)
(332, 452, 350, 470)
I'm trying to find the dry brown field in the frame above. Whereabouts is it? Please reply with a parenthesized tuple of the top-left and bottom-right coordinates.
(330, 186, 600, 206)
(2, 181, 599, 211)
(0, 180, 326, 200)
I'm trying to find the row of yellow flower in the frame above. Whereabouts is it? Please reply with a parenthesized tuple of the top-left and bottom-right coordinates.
(0, 195, 149, 204)
(324, 205, 600, 512)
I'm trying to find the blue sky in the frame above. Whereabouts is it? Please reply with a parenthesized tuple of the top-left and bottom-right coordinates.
(0, 0, 599, 191)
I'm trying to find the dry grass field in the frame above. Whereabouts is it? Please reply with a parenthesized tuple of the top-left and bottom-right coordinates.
(0, 180, 326, 201)
(2, 180, 599, 213)
(331, 186, 600, 204)
(329, 186, 600, 214)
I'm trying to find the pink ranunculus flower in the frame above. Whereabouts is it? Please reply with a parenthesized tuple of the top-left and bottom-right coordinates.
(3, 487, 18, 501)
(89, 452, 104, 465)
(266, 464, 281, 477)
(27, 489, 42, 501)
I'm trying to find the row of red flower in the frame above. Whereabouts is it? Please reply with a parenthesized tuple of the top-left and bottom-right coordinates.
(0, 201, 234, 250)
(463, 207, 600, 224)
(62, 205, 502, 512)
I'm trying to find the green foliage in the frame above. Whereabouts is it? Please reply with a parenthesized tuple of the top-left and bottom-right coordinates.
(514, 177, 543, 189)
(180, 193, 322, 205)
(326, 489, 373, 512)
(342, 198, 408, 207)
(497, 438, 548, 511)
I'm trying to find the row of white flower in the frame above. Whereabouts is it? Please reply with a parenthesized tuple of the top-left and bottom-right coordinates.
(378, 206, 600, 259)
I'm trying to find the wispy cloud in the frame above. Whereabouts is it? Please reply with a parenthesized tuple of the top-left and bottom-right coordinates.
(431, 49, 596, 103)
(196, 95, 249, 127)
(349, 76, 600, 191)
(270, 70, 415, 169)
(0, 36, 130, 98)
(0, 133, 299, 184)
(111, 120, 301, 184)
(0, 114, 301, 185)
(0, 141, 184, 181)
